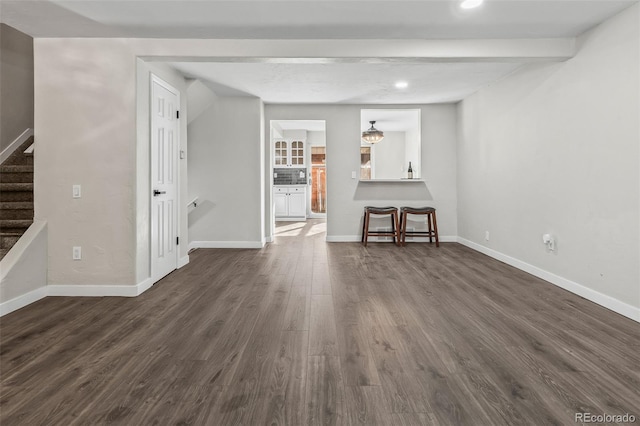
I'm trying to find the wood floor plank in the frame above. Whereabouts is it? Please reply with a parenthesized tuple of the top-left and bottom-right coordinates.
(306, 356, 345, 425)
(344, 385, 393, 425)
(335, 323, 381, 387)
(259, 331, 309, 426)
(283, 283, 311, 331)
(309, 294, 339, 356)
(1, 220, 638, 425)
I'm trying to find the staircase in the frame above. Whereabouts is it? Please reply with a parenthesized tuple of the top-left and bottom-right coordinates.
(0, 136, 34, 261)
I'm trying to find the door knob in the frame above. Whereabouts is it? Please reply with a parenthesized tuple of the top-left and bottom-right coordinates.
(153, 190, 166, 196)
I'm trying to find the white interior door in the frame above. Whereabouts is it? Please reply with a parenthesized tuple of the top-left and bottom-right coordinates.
(151, 75, 179, 282)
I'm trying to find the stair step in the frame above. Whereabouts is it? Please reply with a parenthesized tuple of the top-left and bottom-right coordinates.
(0, 165, 33, 173)
(0, 233, 22, 249)
(2, 137, 34, 167)
(0, 192, 33, 202)
(0, 183, 33, 192)
(0, 209, 33, 220)
(0, 249, 8, 261)
(0, 219, 33, 229)
(1, 171, 33, 183)
(0, 202, 33, 210)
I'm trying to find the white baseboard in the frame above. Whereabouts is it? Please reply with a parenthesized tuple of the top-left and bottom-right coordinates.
(275, 217, 307, 222)
(264, 236, 274, 243)
(48, 284, 140, 297)
(457, 237, 640, 323)
(326, 235, 361, 242)
(0, 286, 48, 316)
(2, 278, 157, 316)
(325, 235, 458, 243)
(178, 255, 190, 268)
(136, 277, 154, 295)
(0, 128, 33, 164)
(188, 240, 265, 250)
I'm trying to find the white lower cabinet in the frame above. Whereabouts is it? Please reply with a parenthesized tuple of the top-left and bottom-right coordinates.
(274, 186, 307, 219)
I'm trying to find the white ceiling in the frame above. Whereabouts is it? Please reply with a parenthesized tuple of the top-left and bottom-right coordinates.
(2, 0, 635, 104)
(361, 109, 420, 132)
(172, 60, 523, 104)
(0, 1, 635, 39)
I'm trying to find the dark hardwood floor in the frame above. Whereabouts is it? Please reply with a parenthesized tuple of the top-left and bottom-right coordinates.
(1, 219, 638, 425)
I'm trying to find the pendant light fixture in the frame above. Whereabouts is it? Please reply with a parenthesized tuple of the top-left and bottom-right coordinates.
(362, 121, 384, 144)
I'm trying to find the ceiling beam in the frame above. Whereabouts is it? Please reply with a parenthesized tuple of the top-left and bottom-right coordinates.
(137, 38, 576, 63)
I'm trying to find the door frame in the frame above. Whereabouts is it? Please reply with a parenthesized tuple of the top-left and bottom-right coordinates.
(150, 73, 181, 283)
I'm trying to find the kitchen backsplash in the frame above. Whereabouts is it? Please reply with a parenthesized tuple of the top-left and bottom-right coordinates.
(274, 168, 307, 185)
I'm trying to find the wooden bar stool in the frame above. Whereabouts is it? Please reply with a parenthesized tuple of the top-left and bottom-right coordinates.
(361, 206, 400, 247)
(399, 206, 439, 247)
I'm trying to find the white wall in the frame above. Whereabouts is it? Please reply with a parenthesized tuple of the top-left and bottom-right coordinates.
(0, 24, 33, 152)
(265, 104, 458, 240)
(34, 39, 189, 290)
(372, 131, 406, 180)
(457, 4, 640, 317)
(307, 131, 326, 147)
(405, 125, 421, 178)
(188, 96, 265, 247)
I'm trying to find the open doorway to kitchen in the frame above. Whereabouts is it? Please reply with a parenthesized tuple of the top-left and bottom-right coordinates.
(270, 120, 327, 235)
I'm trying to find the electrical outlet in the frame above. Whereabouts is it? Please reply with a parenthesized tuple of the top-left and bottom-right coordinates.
(73, 246, 82, 260)
(485, 231, 490, 241)
(351, 171, 357, 179)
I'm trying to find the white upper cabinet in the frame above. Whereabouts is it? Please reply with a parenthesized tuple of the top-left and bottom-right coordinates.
(273, 139, 305, 168)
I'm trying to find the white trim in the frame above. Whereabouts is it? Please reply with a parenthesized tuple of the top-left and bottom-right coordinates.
(0, 286, 47, 316)
(136, 277, 155, 295)
(48, 284, 140, 297)
(0, 128, 33, 164)
(457, 237, 640, 323)
(264, 236, 274, 243)
(47, 277, 155, 298)
(326, 235, 361, 242)
(325, 235, 457, 243)
(178, 255, 190, 268)
(308, 213, 327, 219)
(275, 217, 307, 222)
(188, 240, 265, 250)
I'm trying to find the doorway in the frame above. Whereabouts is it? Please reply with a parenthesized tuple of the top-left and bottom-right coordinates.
(270, 120, 327, 236)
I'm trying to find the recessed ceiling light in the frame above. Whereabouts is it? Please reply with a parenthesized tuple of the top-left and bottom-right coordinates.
(460, 0, 484, 9)
(395, 81, 408, 89)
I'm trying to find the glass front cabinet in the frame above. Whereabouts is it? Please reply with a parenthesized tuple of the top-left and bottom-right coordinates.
(273, 139, 305, 168)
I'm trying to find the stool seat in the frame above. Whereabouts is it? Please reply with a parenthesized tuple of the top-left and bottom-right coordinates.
(362, 206, 400, 246)
(399, 206, 439, 247)
(400, 206, 435, 213)
(365, 206, 398, 213)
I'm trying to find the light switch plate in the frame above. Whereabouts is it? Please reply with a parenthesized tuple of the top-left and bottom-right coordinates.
(351, 171, 357, 179)
(73, 246, 82, 260)
(73, 185, 81, 198)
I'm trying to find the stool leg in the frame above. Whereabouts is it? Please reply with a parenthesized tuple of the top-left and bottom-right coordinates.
(432, 211, 439, 247)
(361, 212, 366, 243)
(363, 211, 370, 247)
(390, 213, 396, 244)
(401, 212, 408, 246)
(391, 211, 400, 246)
(427, 213, 433, 243)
